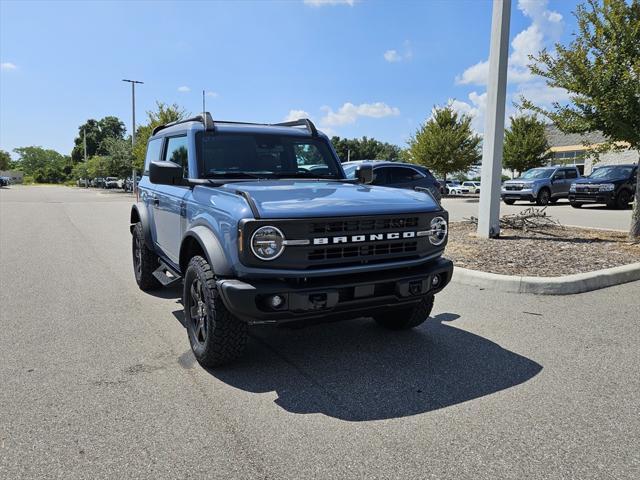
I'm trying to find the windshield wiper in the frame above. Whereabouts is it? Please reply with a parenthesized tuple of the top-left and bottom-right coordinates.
(272, 171, 337, 179)
(203, 172, 263, 179)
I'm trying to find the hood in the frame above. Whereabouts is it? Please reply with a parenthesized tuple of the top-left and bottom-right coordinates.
(219, 180, 440, 218)
(574, 176, 625, 185)
(504, 178, 536, 184)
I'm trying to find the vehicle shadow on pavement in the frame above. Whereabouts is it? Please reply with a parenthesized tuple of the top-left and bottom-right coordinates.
(206, 313, 543, 421)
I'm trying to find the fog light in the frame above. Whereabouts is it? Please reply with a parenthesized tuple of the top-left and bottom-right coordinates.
(270, 295, 285, 309)
(432, 275, 440, 287)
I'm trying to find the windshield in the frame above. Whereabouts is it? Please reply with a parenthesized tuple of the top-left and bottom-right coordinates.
(521, 168, 555, 179)
(197, 133, 341, 179)
(589, 166, 634, 179)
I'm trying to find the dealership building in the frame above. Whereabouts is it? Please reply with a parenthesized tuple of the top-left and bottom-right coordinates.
(545, 125, 639, 175)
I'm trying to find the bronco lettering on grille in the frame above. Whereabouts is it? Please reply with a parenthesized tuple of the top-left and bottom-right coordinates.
(313, 231, 418, 245)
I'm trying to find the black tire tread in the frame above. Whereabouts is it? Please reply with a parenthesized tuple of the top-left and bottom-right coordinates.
(133, 222, 162, 291)
(373, 295, 434, 330)
(185, 256, 247, 367)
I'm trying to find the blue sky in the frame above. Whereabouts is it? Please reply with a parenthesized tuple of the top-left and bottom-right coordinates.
(0, 0, 579, 157)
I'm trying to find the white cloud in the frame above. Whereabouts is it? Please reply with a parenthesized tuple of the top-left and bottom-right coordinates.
(177, 86, 190, 92)
(448, 92, 487, 132)
(516, 81, 570, 106)
(456, 0, 563, 86)
(205, 91, 218, 98)
(320, 102, 400, 127)
(303, 0, 355, 6)
(383, 40, 413, 63)
(383, 50, 402, 63)
(283, 109, 311, 122)
(1, 62, 17, 71)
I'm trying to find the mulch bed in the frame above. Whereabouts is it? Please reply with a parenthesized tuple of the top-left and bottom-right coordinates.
(446, 222, 640, 277)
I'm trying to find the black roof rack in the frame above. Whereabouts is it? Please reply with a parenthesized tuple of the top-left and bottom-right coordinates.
(151, 113, 318, 137)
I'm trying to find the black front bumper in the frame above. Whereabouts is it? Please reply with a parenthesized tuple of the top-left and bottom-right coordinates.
(569, 191, 614, 204)
(217, 257, 453, 324)
(501, 192, 535, 202)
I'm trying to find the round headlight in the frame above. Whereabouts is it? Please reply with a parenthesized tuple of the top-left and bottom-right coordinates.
(429, 216, 448, 246)
(251, 226, 285, 261)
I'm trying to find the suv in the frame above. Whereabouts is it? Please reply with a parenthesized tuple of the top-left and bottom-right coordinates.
(130, 114, 453, 367)
(462, 181, 480, 194)
(569, 164, 637, 209)
(501, 166, 580, 205)
(341, 160, 442, 201)
(105, 177, 120, 189)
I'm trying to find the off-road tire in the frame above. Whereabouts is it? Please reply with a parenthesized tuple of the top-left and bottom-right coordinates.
(503, 199, 516, 205)
(373, 295, 434, 330)
(570, 202, 583, 209)
(184, 256, 247, 367)
(616, 189, 632, 209)
(132, 222, 161, 291)
(536, 188, 551, 206)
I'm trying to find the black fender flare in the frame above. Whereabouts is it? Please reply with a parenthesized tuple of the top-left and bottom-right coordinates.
(130, 203, 153, 249)
(180, 226, 233, 277)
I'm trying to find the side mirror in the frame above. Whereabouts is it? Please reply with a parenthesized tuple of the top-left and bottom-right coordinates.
(355, 164, 373, 184)
(149, 161, 184, 186)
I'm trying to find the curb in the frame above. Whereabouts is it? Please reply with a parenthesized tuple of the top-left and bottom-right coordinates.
(452, 262, 640, 295)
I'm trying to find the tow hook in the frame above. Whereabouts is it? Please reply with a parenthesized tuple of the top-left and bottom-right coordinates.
(409, 281, 422, 296)
(309, 293, 328, 309)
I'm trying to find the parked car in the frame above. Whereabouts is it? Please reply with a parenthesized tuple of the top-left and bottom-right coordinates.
(124, 176, 139, 193)
(569, 164, 637, 209)
(0, 176, 10, 187)
(342, 160, 442, 201)
(104, 177, 120, 189)
(501, 165, 580, 205)
(131, 114, 453, 367)
(92, 177, 106, 188)
(462, 181, 481, 194)
(445, 180, 469, 195)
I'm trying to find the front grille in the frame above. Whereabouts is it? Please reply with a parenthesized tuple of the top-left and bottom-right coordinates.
(310, 216, 418, 234)
(240, 213, 444, 270)
(308, 241, 418, 261)
(576, 186, 599, 193)
(505, 184, 524, 191)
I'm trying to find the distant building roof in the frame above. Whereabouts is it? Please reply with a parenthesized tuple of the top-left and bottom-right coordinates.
(545, 124, 607, 148)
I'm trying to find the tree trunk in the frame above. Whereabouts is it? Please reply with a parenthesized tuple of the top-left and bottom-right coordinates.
(631, 155, 640, 239)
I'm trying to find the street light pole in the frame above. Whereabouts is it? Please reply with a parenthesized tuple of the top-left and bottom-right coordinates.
(122, 79, 143, 148)
(122, 79, 143, 196)
(477, 0, 511, 239)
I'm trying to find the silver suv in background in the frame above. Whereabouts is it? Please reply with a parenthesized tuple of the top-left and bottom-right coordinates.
(501, 166, 580, 206)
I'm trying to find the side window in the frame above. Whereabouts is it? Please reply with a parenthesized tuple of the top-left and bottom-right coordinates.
(165, 136, 189, 178)
(389, 167, 423, 184)
(144, 138, 163, 174)
(565, 169, 578, 179)
(372, 167, 391, 185)
(554, 170, 566, 180)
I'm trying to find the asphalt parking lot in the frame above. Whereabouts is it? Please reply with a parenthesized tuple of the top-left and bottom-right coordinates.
(1, 186, 639, 479)
(442, 196, 634, 231)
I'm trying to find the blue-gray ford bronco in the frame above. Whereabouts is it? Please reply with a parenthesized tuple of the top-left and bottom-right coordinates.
(130, 114, 453, 366)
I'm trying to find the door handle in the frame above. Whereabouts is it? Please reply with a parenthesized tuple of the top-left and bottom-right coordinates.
(153, 198, 159, 206)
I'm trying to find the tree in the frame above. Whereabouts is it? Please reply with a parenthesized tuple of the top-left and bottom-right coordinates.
(522, 0, 640, 238)
(12, 146, 69, 183)
(330, 136, 403, 162)
(406, 106, 481, 181)
(71, 116, 126, 163)
(102, 137, 133, 178)
(132, 102, 188, 171)
(503, 115, 550, 175)
(0, 149, 11, 170)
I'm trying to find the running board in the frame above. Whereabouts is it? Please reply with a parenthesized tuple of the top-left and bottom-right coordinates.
(153, 261, 182, 287)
